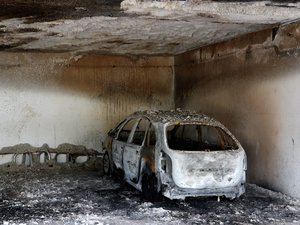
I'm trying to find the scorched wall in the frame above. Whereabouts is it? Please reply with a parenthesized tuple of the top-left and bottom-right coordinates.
(1, 21, 300, 200)
(0, 53, 174, 152)
(174, 21, 300, 199)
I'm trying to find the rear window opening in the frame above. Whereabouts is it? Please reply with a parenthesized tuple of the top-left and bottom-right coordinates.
(166, 124, 238, 151)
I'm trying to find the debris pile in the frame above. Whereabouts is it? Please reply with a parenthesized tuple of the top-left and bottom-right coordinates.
(0, 143, 102, 171)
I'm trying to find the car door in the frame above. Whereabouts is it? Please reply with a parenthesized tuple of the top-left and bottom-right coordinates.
(123, 118, 150, 183)
(112, 118, 139, 170)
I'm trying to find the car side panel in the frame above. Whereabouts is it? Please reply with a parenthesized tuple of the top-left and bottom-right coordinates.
(123, 143, 142, 181)
(112, 140, 125, 170)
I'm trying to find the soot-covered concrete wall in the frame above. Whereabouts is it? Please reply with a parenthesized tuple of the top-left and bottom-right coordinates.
(0, 53, 174, 152)
(174, 22, 300, 198)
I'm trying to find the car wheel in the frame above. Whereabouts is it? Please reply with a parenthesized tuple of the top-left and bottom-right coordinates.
(142, 174, 160, 201)
(103, 151, 110, 175)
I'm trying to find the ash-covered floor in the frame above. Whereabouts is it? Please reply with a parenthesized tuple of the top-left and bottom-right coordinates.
(0, 170, 299, 225)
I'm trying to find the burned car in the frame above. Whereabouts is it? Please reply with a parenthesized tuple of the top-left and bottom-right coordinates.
(103, 110, 246, 200)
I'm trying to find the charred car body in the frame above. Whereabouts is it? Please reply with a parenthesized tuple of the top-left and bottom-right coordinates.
(103, 110, 247, 200)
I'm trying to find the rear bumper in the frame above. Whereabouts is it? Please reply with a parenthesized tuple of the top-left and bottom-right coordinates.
(162, 183, 245, 200)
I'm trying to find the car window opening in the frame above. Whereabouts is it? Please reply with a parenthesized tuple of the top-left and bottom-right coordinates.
(117, 119, 137, 142)
(132, 119, 150, 146)
(167, 124, 238, 151)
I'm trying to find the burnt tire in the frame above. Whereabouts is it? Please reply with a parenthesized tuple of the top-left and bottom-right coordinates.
(142, 174, 160, 202)
(103, 151, 110, 175)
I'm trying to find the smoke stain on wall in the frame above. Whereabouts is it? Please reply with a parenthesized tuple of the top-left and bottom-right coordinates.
(0, 52, 175, 152)
(60, 55, 173, 97)
(174, 21, 300, 198)
(60, 54, 175, 129)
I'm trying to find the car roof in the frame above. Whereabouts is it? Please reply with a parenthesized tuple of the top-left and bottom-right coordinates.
(129, 109, 223, 126)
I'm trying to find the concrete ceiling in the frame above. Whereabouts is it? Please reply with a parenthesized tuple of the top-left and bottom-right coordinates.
(1, 0, 300, 55)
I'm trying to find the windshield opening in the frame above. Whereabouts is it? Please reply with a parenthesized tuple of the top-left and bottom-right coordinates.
(166, 124, 238, 151)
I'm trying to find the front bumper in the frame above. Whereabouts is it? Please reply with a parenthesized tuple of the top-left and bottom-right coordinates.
(162, 183, 245, 200)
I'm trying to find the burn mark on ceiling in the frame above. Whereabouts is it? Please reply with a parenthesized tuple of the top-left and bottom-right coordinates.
(0, 1, 299, 55)
(0, 0, 126, 23)
(0, 37, 38, 50)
